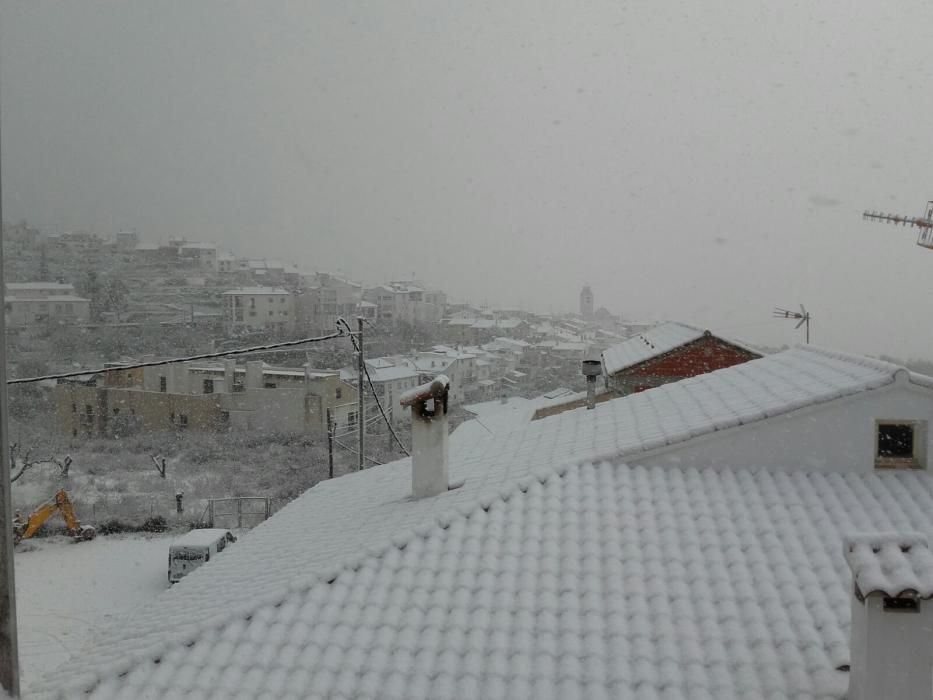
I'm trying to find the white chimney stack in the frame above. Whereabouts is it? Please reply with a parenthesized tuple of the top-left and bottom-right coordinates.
(845, 533, 933, 700)
(223, 359, 236, 393)
(400, 375, 450, 498)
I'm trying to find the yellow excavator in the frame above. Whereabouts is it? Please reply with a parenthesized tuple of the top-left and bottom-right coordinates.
(12, 489, 96, 544)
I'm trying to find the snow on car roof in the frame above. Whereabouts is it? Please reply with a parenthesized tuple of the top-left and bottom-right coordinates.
(35, 346, 933, 699)
(170, 529, 232, 547)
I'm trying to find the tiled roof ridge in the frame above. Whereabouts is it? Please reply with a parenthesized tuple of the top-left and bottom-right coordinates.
(53, 461, 587, 699)
(794, 344, 933, 388)
(634, 320, 705, 342)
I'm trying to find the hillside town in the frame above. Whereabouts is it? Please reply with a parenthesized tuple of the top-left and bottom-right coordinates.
(3, 221, 660, 443)
(4, 1, 933, 698)
(9, 218, 933, 699)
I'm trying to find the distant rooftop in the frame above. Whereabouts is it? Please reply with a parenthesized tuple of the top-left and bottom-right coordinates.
(6, 294, 89, 303)
(6, 282, 74, 291)
(222, 287, 290, 296)
(601, 321, 758, 375)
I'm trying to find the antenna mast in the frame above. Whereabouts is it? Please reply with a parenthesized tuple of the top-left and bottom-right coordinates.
(773, 305, 811, 344)
(863, 200, 933, 249)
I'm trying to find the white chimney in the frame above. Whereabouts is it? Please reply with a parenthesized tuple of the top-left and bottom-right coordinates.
(223, 359, 236, 393)
(845, 533, 933, 700)
(400, 375, 450, 498)
(245, 361, 264, 390)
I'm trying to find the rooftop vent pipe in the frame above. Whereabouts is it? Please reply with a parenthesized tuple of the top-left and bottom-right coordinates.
(582, 358, 601, 410)
(400, 375, 450, 498)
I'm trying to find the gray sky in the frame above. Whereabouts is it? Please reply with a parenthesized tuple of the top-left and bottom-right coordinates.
(2, 1, 933, 357)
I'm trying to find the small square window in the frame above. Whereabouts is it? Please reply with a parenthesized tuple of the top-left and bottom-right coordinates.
(879, 424, 913, 458)
(876, 420, 926, 469)
(203, 379, 214, 394)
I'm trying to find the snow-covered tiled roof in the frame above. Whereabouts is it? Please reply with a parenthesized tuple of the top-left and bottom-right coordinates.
(44, 462, 933, 700)
(339, 361, 420, 384)
(6, 282, 75, 292)
(35, 346, 933, 699)
(601, 321, 756, 375)
(221, 287, 290, 296)
(6, 294, 89, 303)
(844, 533, 933, 599)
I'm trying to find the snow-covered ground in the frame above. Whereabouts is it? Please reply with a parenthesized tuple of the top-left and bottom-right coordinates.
(14, 534, 174, 693)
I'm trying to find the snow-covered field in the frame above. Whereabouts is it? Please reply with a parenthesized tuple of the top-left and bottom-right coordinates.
(14, 534, 174, 693)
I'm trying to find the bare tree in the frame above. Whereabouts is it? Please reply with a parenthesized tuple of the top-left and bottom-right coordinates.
(10, 444, 73, 483)
(150, 455, 167, 479)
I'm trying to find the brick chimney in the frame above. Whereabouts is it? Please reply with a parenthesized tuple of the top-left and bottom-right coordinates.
(400, 375, 450, 498)
(845, 533, 933, 700)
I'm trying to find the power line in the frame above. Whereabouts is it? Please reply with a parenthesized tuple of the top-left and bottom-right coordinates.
(7, 329, 348, 385)
(332, 413, 382, 440)
(338, 318, 410, 457)
(332, 437, 384, 466)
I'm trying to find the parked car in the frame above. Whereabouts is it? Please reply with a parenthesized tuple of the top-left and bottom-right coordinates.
(167, 528, 236, 584)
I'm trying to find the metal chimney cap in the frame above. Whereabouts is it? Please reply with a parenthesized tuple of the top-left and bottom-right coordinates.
(582, 359, 602, 377)
(400, 375, 451, 407)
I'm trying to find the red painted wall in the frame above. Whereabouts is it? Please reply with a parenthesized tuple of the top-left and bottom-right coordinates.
(622, 336, 758, 381)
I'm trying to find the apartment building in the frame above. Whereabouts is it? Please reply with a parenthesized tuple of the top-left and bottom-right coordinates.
(55, 360, 359, 437)
(222, 287, 295, 334)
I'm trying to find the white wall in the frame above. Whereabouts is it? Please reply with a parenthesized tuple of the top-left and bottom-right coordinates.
(639, 377, 933, 474)
(221, 388, 307, 433)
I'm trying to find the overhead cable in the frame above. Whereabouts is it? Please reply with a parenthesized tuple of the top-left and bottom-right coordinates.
(337, 318, 411, 457)
(8, 329, 347, 385)
(332, 437, 384, 466)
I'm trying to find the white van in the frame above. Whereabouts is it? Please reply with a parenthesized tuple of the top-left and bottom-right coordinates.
(168, 528, 236, 584)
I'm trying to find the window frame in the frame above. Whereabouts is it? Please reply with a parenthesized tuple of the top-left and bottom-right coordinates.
(875, 419, 927, 470)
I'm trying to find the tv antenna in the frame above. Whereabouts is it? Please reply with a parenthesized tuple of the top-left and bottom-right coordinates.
(773, 305, 811, 344)
(862, 199, 933, 250)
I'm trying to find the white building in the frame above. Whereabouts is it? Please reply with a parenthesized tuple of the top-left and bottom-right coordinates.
(399, 348, 478, 404)
(339, 358, 421, 426)
(298, 272, 363, 333)
(5, 293, 90, 328)
(217, 252, 236, 274)
(364, 281, 446, 325)
(222, 287, 295, 334)
(179, 242, 218, 272)
(39, 345, 933, 700)
(114, 229, 139, 251)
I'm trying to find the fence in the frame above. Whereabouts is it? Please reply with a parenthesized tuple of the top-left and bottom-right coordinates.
(200, 496, 278, 529)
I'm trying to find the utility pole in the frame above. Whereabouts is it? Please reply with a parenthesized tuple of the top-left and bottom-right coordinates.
(0, 76, 21, 696)
(327, 408, 334, 479)
(357, 317, 364, 470)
